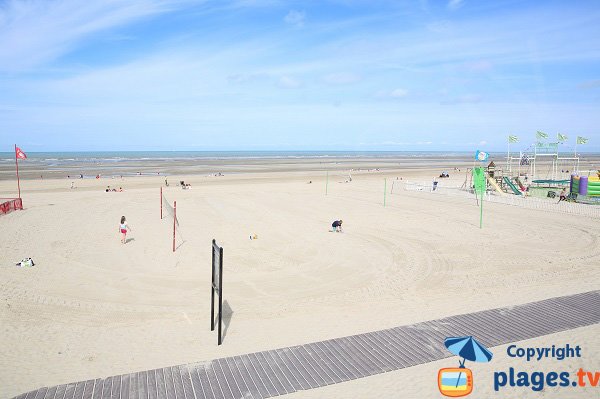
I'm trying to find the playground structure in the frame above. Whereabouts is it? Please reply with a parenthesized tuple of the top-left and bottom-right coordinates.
(506, 141, 580, 182)
(461, 135, 593, 200)
(571, 175, 600, 197)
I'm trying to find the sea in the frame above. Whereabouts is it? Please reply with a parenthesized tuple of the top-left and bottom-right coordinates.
(1, 151, 597, 179)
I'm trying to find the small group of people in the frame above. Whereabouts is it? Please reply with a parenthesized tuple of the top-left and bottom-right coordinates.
(117, 216, 344, 245)
(180, 181, 192, 189)
(105, 186, 123, 192)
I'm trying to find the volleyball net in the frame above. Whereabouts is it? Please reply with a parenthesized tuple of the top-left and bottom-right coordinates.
(0, 198, 23, 216)
(160, 187, 183, 252)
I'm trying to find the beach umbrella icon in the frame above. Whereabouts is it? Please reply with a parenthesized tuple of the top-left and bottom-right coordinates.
(445, 336, 493, 366)
(444, 336, 492, 389)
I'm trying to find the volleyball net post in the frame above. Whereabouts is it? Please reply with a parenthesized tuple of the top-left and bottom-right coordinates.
(173, 201, 176, 252)
(161, 189, 180, 252)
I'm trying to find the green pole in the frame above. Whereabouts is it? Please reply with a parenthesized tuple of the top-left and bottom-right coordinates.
(384, 178, 387, 207)
(479, 190, 484, 228)
(325, 170, 329, 195)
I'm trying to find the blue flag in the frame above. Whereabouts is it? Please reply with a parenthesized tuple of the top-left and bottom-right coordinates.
(475, 150, 489, 162)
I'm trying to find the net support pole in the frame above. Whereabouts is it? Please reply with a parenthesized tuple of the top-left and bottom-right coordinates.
(479, 191, 484, 229)
(173, 201, 176, 252)
(160, 187, 163, 219)
(15, 144, 21, 200)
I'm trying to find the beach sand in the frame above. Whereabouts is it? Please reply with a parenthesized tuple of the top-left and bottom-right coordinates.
(1, 163, 599, 398)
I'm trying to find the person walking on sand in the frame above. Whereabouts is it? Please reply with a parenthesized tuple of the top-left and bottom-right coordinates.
(331, 220, 343, 232)
(119, 216, 131, 244)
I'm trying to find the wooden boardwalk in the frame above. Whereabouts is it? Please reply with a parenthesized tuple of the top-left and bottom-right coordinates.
(14, 290, 600, 399)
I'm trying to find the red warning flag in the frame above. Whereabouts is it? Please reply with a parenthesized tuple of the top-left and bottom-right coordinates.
(15, 146, 27, 159)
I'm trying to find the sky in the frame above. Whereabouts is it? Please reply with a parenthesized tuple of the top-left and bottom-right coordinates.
(0, 0, 599, 152)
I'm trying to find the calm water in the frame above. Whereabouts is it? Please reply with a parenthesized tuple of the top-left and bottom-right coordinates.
(1, 151, 597, 179)
(0, 150, 478, 163)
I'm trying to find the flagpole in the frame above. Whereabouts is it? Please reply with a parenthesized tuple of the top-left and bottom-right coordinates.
(574, 140, 578, 173)
(15, 144, 21, 199)
(507, 138, 510, 174)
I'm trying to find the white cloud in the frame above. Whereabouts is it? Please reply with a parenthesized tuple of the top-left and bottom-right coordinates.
(390, 88, 409, 97)
(323, 72, 361, 85)
(578, 79, 600, 89)
(465, 60, 493, 72)
(479, 140, 487, 145)
(278, 75, 301, 88)
(0, 0, 194, 72)
(441, 94, 482, 104)
(284, 10, 306, 27)
(375, 88, 409, 99)
(447, 0, 465, 11)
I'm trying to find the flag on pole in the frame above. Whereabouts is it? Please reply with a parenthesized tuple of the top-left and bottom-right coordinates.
(475, 150, 489, 162)
(557, 133, 568, 142)
(576, 136, 588, 144)
(508, 135, 519, 143)
(536, 131, 548, 140)
(16, 146, 27, 159)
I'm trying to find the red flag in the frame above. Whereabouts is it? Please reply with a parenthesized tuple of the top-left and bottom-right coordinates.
(16, 146, 27, 159)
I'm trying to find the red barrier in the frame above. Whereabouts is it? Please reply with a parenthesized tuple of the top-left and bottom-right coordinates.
(0, 198, 23, 215)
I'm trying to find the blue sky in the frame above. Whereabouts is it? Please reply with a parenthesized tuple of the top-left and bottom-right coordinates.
(1, 0, 599, 151)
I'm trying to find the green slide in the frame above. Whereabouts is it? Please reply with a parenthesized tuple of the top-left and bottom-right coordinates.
(503, 176, 522, 195)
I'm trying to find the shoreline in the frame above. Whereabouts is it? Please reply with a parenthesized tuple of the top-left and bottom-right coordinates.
(2, 152, 598, 181)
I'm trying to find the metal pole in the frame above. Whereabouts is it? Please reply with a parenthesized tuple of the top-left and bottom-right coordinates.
(211, 240, 215, 331)
(480, 190, 484, 229)
(573, 142, 579, 173)
(218, 247, 223, 346)
(172, 201, 176, 252)
(15, 144, 21, 199)
(383, 178, 387, 207)
(507, 140, 510, 174)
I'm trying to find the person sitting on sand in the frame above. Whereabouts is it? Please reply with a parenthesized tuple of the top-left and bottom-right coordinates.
(331, 220, 343, 232)
(119, 216, 131, 244)
(557, 188, 567, 203)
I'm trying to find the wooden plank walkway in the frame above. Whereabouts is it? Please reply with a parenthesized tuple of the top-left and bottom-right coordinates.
(14, 290, 600, 399)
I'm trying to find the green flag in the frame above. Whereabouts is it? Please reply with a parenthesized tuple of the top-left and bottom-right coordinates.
(473, 167, 486, 194)
(557, 133, 568, 142)
(536, 131, 548, 140)
(508, 135, 519, 143)
(577, 136, 588, 144)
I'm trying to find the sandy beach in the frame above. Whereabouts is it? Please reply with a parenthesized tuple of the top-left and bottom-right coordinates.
(1, 158, 599, 398)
